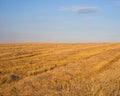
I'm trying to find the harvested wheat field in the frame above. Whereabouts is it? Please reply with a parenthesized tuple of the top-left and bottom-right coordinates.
(0, 43, 120, 96)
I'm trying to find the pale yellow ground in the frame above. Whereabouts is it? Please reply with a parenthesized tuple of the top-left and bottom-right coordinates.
(0, 43, 120, 96)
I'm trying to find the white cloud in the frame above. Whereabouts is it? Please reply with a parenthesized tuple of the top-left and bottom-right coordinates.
(59, 6, 99, 13)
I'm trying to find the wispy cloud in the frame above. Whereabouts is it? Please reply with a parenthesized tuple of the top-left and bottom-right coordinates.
(59, 6, 99, 13)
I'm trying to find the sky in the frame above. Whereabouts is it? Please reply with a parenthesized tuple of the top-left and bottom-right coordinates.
(0, 0, 120, 43)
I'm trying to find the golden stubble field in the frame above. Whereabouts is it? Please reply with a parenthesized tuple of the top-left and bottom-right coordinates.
(0, 43, 120, 96)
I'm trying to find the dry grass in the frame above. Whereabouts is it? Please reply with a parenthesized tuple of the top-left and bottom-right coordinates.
(0, 43, 120, 96)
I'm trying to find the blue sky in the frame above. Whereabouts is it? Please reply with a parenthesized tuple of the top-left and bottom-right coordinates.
(0, 0, 120, 43)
